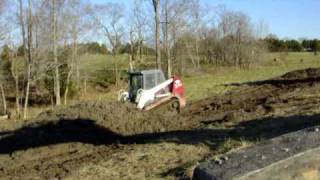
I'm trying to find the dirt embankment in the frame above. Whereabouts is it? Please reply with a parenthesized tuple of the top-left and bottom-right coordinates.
(5, 68, 320, 136)
(0, 68, 320, 179)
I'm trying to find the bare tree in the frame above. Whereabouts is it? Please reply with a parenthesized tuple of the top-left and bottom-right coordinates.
(190, 0, 202, 68)
(15, 0, 28, 118)
(52, 0, 61, 105)
(163, 0, 196, 73)
(0, 46, 9, 116)
(0, 57, 8, 116)
(90, 3, 124, 86)
(218, 10, 256, 67)
(64, 5, 78, 105)
(63, 0, 89, 105)
(152, 0, 161, 69)
(128, 28, 135, 71)
(10, 50, 21, 117)
(0, 1, 9, 116)
(132, 0, 149, 62)
(128, 0, 150, 70)
(18, 0, 64, 118)
(181, 0, 216, 69)
(2, 36, 23, 118)
(23, 0, 33, 119)
(90, 3, 124, 55)
(163, 0, 171, 77)
(255, 19, 269, 39)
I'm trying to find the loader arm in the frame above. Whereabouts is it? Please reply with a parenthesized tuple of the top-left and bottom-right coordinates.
(136, 78, 173, 109)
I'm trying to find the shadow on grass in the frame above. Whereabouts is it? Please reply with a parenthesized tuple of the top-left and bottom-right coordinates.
(0, 114, 319, 155)
(0, 119, 120, 154)
(0, 114, 319, 180)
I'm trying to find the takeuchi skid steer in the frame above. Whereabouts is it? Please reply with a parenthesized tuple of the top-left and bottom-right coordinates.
(118, 69, 186, 112)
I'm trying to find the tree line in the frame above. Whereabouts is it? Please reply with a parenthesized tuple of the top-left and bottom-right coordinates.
(264, 35, 320, 53)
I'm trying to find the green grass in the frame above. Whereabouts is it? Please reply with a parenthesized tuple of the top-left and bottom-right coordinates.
(79, 54, 129, 74)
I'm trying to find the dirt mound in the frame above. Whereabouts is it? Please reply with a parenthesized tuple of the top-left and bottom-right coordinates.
(22, 67, 320, 137)
(278, 68, 320, 80)
(34, 101, 191, 136)
(11, 68, 320, 140)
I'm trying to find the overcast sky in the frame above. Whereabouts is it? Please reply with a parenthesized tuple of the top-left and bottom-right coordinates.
(91, 0, 320, 39)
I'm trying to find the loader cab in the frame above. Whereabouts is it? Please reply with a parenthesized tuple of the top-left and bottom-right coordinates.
(128, 70, 166, 102)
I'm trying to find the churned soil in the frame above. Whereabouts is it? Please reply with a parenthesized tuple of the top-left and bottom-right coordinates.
(0, 68, 320, 179)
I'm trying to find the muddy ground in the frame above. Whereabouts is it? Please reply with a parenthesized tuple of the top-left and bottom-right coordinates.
(0, 68, 320, 179)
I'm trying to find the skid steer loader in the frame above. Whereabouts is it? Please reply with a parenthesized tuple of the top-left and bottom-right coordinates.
(118, 69, 186, 112)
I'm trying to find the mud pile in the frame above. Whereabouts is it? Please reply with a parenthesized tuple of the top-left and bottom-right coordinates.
(14, 67, 320, 136)
(278, 68, 320, 80)
(34, 101, 191, 136)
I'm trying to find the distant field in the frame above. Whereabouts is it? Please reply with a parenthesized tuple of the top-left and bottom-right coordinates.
(79, 54, 129, 73)
(78, 52, 320, 101)
(185, 52, 320, 100)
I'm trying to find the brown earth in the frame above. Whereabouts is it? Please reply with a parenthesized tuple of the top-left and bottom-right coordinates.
(1, 68, 320, 179)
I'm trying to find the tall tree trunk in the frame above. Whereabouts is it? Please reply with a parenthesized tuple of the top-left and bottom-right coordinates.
(18, 0, 27, 111)
(10, 50, 20, 117)
(52, 0, 61, 105)
(23, 64, 31, 120)
(129, 53, 133, 72)
(195, 38, 200, 68)
(164, 0, 171, 77)
(138, 39, 144, 62)
(76, 56, 80, 90)
(64, 70, 72, 105)
(15, 76, 20, 116)
(0, 84, 7, 115)
(23, 0, 33, 120)
(129, 30, 134, 71)
(64, 28, 77, 105)
(64, 59, 73, 105)
(179, 45, 183, 76)
(114, 54, 119, 87)
(18, 0, 27, 63)
(84, 75, 87, 95)
(184, 39, 197, 68)
(153, 0, 161, 69)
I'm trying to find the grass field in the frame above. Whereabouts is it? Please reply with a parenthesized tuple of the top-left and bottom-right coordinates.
(78, 52, 320, 101)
